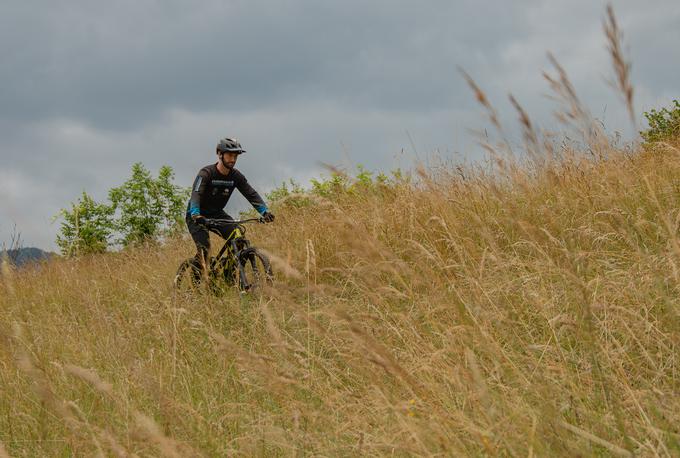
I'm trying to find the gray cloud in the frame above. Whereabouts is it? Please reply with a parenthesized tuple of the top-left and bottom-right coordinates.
(1, 0, 531, 128)
(1, 0, 678, 249)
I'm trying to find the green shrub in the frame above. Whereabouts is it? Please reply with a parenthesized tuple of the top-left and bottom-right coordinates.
(641, 99, 680, 143)
(266, 179, 312, 208)
(56, 164, 189, 255)
(109, 163, 189, 247)
(267, 166, 407, 209)
(55, 192, 114, 257)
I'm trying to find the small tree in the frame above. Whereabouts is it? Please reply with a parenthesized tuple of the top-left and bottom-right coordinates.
(641, 99, 680, 143)
(56, 192, 114, 257)
(108, 163, 189, 247)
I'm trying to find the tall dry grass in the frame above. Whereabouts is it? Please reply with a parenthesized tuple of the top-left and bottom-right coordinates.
(2, 10, 679, 457)
(2, 133, 680, 456)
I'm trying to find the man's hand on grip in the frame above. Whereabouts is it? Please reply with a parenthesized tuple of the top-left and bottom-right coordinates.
(192, 214, 207, 226)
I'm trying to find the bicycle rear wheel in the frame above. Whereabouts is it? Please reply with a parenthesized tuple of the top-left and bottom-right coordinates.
(237, 248, 273, 293)
(174, 258, 202, 292)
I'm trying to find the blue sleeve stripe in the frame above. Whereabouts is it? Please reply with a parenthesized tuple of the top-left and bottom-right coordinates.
(189, 203, 201, 216)
(255, 204, 268, 215)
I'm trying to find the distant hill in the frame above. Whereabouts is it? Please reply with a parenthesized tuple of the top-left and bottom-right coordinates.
(1, 247, 54, 266)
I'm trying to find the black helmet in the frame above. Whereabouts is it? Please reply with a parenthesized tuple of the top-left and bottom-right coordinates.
(216, 137, 246, 154)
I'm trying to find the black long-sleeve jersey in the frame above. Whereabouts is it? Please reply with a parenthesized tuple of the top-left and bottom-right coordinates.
(186, 164, 268, 217)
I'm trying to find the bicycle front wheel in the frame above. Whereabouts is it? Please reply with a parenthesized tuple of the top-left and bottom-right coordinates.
(174, 258, 202, 292)
(237, 248, 273, 293)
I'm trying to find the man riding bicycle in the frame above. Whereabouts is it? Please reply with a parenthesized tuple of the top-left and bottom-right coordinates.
(186, 137, 274, 274)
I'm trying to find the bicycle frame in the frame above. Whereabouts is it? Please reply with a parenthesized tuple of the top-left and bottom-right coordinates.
(203, 218, 264, 284)
(208, 224, 249, 273)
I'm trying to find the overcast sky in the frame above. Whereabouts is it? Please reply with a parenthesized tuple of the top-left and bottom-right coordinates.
(1, 0, 678, 250)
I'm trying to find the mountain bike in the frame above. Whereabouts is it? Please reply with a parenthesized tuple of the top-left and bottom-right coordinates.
(174, 217, 273, 294)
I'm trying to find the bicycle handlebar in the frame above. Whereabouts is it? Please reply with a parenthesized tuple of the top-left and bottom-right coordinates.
(205, 217, 265, 225)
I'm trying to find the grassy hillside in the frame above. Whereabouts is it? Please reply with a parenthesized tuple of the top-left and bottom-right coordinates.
(1, 135, 679, 456)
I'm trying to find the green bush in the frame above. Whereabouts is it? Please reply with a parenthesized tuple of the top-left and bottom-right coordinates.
(55, 192, 114, 257)
(56, 164, 189, 256)
(109, 163, 189, 247)
(310, 165, 404, 198)
(641, 99, 680, 143)
(267, 166, 408, 210)
(310, 172, 351, 198)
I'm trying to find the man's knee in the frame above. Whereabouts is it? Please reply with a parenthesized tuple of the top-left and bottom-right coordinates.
(187, 221, 210, 249)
